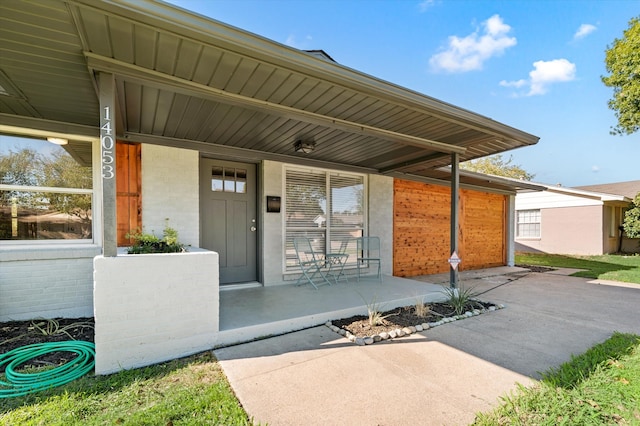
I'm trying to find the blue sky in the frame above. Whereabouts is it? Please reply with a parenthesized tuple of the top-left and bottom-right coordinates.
(169, 0, 639, 187)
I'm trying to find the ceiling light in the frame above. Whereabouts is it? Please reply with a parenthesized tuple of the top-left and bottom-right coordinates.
(294, 140, 315, 154)
(47, 137, 68, 145)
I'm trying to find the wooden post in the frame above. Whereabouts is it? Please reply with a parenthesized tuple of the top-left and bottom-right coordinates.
(99, 73, 117, 257)
(450, 153, 459, 288)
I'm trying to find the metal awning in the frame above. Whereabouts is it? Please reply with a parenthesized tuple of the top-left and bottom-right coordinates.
(0, 0, 539, 179)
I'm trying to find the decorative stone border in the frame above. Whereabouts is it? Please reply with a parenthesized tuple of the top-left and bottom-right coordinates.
(325, 303, 506, 346)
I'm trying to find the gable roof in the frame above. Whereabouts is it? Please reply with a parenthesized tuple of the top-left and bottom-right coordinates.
(573, 180, 640, 200)
(0, 0, 539, 182)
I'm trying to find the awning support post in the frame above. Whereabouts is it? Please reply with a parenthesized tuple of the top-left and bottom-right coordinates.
(99, 72, 118, 257)
(450, 152, 459, 289)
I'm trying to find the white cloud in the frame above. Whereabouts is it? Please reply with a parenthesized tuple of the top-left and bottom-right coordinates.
(529, 59, 576, 95)
(285, 34, 312, 49)
(429, 14, 516, 73)
(592, 165, 600, 173)
(499, 79, 527, 88)
(574, 24, 597, 40)
(418, 0, 435, 13)
(501, 58, 576, 96)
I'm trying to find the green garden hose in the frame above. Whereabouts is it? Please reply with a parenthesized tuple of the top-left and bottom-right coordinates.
(0, 341, 95, 398)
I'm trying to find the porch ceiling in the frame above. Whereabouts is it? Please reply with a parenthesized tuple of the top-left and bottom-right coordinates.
(0, 0, 539, 178)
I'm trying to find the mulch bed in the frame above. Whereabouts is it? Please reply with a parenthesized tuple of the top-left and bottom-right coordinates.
(1, 299, 499, 364)
(0, 318, 95, 372)
(332, 300, 495, 338)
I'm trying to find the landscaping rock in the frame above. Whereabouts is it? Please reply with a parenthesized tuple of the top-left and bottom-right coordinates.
(325, 300, 502, 346)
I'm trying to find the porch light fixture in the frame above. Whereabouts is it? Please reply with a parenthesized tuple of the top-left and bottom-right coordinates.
(47, 137, 68, 145)
(294, 140, 315, 154)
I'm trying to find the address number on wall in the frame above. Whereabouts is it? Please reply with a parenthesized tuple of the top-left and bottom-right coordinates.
(100, 106, 114, 179)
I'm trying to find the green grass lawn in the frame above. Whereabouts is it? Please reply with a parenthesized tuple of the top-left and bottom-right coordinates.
(473, 332, 640, 425)
(516, 252, 640, 284)
(0, 352, 257, 426)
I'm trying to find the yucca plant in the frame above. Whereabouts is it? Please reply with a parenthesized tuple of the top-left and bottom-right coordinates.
(441, 285, 479, 316)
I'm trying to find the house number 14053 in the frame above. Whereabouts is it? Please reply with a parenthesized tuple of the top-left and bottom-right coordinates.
(101, 106, 115, 179)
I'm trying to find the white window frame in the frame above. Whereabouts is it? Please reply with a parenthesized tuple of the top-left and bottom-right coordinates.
(0, 135, 100, 247)
(283, 165, 367, 273)
(516, 209, 541, 239)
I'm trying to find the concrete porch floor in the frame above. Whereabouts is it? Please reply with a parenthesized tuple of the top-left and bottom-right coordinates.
(216, 267, 527, 347)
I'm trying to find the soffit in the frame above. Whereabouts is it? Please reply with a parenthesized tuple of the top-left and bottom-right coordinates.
(0, 0, 539, 180)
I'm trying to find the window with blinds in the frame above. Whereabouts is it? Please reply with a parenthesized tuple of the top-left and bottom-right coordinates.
(285, 167, 365, 271)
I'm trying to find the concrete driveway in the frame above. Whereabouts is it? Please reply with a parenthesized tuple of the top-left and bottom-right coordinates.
(214, 271, 640, 426)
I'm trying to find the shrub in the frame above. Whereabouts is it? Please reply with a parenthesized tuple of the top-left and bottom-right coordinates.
(126, 221, 186, 254)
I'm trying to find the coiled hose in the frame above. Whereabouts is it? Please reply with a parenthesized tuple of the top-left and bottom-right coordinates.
(0, 341, 95, 398)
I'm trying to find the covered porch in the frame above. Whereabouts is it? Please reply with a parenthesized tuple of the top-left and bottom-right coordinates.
(217, 266, 524, 347)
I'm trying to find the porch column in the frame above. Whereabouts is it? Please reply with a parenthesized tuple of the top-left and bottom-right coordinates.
(506, 194, 516, 266)
(450, 153, 459, 288)
(99, 73, 117, 257)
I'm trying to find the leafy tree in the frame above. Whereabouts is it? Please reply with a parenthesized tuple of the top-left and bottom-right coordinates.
(0, 148, 44, 186)
(460, 154, 534, 180)
(623, 193, 640, 239)
(602, 16, 640, 135)
(0, 148, 44, 208)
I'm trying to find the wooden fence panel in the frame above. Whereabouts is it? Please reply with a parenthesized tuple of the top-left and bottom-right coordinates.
(393, 179, 507, 277)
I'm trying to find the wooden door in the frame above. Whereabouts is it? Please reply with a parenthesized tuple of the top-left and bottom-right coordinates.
(116, 142, 141, 246)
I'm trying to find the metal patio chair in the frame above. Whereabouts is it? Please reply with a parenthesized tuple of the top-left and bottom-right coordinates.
(357, 236, 382, 282)
(293, 237, 332, 289)
(324, 238, 350, 284)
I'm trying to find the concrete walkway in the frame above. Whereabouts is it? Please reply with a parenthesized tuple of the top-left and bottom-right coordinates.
(214, 272, 640, 426)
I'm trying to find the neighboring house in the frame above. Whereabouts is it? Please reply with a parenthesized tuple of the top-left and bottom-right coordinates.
(0, 0, 540, 368)
(515, 181, 640, 255)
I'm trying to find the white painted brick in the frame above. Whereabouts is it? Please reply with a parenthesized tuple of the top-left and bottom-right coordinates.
(141, 144, 199, 248)
(1, 254, 94, 321)
(93, 250, 219, 374)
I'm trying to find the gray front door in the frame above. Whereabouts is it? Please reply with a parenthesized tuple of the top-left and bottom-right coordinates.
(200, 158, 257, 284)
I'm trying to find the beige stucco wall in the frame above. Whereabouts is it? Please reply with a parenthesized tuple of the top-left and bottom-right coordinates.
(516, 205, 604, 255)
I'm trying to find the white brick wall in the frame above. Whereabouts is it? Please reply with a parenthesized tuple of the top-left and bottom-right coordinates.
(141, 144, 199, 247)
(261, 161, 284, 285)
(368, 174, 393, 275)
(93, 249, 219, 374)
(0, 246, 100, 321)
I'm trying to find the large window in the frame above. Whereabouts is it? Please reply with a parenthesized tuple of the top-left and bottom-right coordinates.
(0, 135, 93, 242)
(285, 167, 365, 271)
(516, 209, 540, 238)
